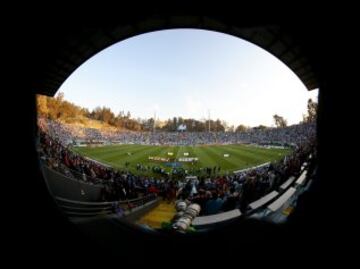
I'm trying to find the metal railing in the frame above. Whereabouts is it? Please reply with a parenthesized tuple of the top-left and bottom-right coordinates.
(55, 194, 157, 218)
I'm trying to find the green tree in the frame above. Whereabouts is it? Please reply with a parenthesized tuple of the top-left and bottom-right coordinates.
(255, 125, 268, 130)
(303, 98, 318, 123)
(227, 125, 235, 132)
(36, 94, 49, 117)
(273, 114, 288, 128)
(236, 124, 248, 132)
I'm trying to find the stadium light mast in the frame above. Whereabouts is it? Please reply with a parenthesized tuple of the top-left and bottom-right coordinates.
(153, 111, 156, 133)
(208, 109, 211, 133)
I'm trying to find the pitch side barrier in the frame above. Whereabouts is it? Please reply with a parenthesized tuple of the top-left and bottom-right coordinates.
(84, 157, 112, 168)
(233, 162, 271, 175)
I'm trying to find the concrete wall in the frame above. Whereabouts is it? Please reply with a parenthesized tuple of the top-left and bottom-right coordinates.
(42, 165, 103, 202)
(123, 198, 161, 222)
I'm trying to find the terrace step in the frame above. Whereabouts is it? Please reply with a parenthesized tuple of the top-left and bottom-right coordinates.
(137, 201, 176, 228)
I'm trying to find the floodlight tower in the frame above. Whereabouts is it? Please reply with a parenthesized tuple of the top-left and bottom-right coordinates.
(208, 109, 211, 133)
(153, 111, 156, 133)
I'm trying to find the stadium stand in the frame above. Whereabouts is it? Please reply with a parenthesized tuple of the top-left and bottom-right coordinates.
(192, 209, 242, 228)
(295, 170, 308, 186)
(37, 116, 316, 227)
(38, 118, 316, 147)
(279, 176, 297, 191)
(248, 191, 279, 210)
(267, 187, 297, 212)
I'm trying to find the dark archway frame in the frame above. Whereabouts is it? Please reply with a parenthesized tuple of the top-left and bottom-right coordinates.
(23, 13, 341, 261)
(34, 15, 319, 96)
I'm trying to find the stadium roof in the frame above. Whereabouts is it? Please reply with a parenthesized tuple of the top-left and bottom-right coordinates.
(29, 14, 321, 96)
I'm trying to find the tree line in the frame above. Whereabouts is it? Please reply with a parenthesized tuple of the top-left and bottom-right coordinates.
(37, 93, 317, 132)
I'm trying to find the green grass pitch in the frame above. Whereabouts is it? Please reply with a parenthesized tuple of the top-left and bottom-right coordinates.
(72, 144, 291, 177)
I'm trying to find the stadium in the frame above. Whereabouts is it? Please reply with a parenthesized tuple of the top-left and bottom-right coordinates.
(34, 27, 319, 235)
(38, 108, 316, 231)
(14, 9, 352, 265)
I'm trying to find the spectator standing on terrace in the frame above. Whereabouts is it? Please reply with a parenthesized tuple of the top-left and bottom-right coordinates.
(205, 192, 224, 215)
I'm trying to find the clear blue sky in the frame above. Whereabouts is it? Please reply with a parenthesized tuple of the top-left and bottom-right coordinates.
(58, 29, 318, 127)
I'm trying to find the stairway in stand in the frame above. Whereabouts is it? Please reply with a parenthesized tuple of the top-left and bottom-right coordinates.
(137, 201, 176, 228)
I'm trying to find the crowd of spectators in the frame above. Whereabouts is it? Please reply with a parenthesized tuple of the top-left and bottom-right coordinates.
(182, 139, 315, 215)
(38, 118, 315, 147)
(37, 118, 316, 216)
